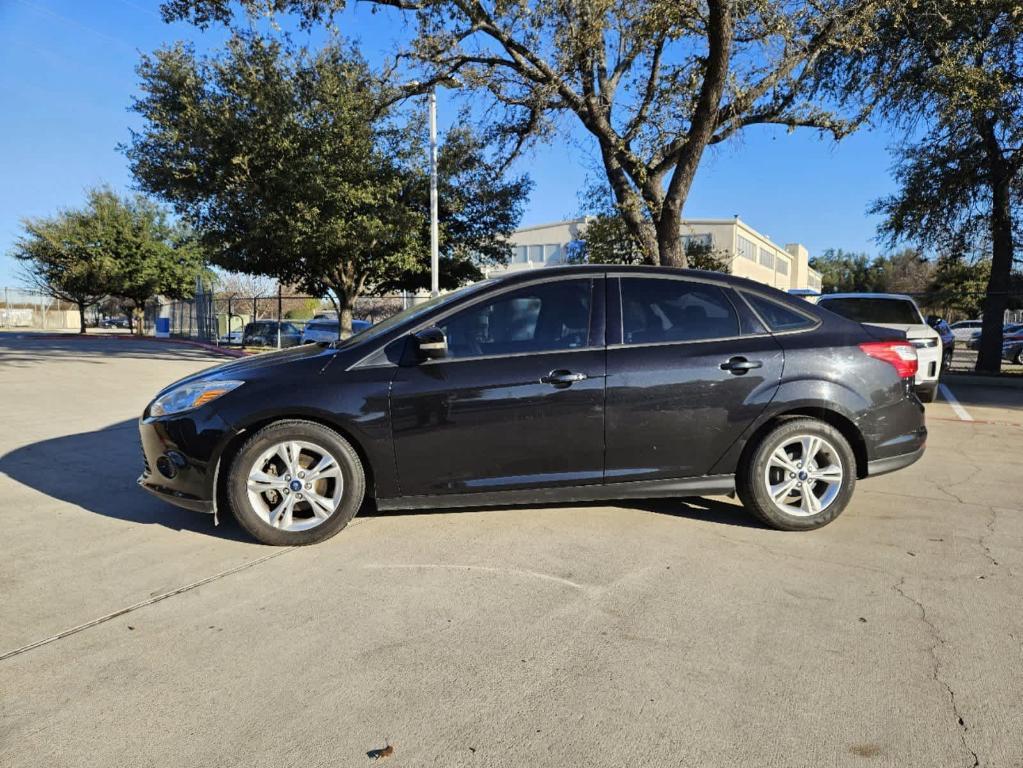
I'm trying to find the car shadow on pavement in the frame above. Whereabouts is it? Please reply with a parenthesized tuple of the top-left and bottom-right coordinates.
(0, 419, 250, 542)
(364, 494, 765, 530)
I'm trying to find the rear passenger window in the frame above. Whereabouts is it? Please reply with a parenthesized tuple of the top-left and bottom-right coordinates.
(742, 292, 816, 331)
(620, 278, 739, 344)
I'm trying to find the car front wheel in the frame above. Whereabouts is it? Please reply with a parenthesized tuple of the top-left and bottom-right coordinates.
(737, 418, 856, 531)
(227, 420, 365, 545)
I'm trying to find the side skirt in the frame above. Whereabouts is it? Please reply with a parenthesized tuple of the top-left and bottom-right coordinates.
(376, 474, 736, 512)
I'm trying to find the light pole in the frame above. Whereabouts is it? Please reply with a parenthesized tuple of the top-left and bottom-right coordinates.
(413, 76, 461, 298)
(429, 88, 439, 297)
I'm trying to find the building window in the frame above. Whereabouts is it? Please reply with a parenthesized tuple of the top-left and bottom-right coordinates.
(528, 245, 544, 263)
(759, 247, 774, 269)
(776, 257, 789, 276)
(737, 234, 756, 261)
(682, 234, 712, 250)
(808, 274, 822, 291)
(512, 246, 528, 264)
(544, 244, 563, 264)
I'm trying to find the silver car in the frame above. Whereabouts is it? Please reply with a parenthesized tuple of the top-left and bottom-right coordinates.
(300, 317, 372, 344)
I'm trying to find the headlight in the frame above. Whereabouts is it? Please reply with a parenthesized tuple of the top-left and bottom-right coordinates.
(149, 380, 243, 417)
(911, 338, 938, 348)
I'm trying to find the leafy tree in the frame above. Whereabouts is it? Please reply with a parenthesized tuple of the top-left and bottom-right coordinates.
(90, 190, 206, 333)
(810, 249, 887, 293)
(372, 125, 531, 293)
(128, 35, 528, 335)
(159, 0, 881, 268)
(11, 194, 115, 333)
(923, 255, 991, 320)
(817, 0, 1023, 372)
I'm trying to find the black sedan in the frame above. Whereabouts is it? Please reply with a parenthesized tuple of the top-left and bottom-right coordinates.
(138, 266, 926, 545)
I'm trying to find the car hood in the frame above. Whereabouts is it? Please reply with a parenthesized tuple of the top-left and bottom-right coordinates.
(153, 343, 331, 397)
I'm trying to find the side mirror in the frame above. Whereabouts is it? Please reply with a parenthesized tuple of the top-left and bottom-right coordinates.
(413, 326, 447, 360)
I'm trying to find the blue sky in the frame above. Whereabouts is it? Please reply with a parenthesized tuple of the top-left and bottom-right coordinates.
(0, 0, 903, 287)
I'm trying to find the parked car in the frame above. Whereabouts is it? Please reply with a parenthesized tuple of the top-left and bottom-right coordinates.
(949, 319, 983, 341)
(815, 293, 942, 402)
(926, 316, 956, 371)
(241, 321, 303, 348)
(219, 330, 244, 345)
(1003, 338, 1023, 365)
(101, 316, 129, 328)
(139, 266, 927, 546)
(967, 323, 1023, 350)
(301, 317, 372, 344)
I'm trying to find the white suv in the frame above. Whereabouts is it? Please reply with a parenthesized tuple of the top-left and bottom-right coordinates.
(949, 319, 983, 341)
(816, 293, 943, 402)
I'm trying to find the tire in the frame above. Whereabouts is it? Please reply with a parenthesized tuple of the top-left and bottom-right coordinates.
(1015, 349, 1023, 366)
(736, 418, 857, 531)
(941, 349, 953, 373)
(226, 419, 365, 546)
(916, 382, 938, 403)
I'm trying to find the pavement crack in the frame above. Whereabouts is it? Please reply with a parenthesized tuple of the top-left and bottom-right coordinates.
(0, 547, 296, 663)
(892, 577, 980, 768)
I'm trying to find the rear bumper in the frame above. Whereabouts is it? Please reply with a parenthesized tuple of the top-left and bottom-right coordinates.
(866, 444, 925, 477)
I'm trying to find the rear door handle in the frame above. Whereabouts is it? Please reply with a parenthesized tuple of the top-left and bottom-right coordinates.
(720, 357, 763, 375)
(541, 369, 587, 386)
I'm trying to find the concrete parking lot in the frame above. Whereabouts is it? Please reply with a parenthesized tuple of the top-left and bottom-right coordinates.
(1, 333, 1021, 767)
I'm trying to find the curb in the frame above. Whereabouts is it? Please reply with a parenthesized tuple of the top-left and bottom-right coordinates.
(0, 331, 250, 358)
(945, 372, 1023, 390)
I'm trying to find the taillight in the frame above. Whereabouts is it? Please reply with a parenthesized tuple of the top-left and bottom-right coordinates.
(859, 341, 918, 379)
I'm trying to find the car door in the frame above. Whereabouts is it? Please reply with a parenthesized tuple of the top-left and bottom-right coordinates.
(604, 276, 784, 482)
(389, 276, 606, 497)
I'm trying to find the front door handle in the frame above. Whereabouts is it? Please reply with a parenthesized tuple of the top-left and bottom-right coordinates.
(541, 369, 587, 387)
(720, 357, 763, 375)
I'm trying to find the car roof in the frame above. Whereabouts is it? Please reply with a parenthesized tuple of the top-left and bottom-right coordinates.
(486, 263, 798, 296)
(817, 292, 917, 302)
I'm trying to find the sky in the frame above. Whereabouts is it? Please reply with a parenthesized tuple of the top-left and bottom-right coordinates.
(0, 0, 905, 288)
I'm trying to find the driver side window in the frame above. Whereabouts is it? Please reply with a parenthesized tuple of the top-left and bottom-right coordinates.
(438, 279, 593, 360)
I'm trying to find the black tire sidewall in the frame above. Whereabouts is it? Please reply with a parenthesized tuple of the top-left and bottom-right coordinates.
(739, 418, 856, 531)
(227, 420, 365, 546)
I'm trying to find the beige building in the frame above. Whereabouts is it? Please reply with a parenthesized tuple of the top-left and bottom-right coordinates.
(495, 216, 822, 293)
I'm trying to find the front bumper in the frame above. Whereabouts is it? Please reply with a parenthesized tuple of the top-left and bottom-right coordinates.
(138, 410, 233, 514)
(137, 476, 214, 513)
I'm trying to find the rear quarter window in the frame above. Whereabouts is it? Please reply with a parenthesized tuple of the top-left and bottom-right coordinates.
(741, 292, 817, 332)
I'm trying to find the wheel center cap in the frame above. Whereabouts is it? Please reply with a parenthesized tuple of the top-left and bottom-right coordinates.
(798, 470, 808, 481)
(289, 480, 302, 492)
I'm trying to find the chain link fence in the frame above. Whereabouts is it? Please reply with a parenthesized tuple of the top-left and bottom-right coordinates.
(147, 290, 417, 349)
(0, 288, 84, 330)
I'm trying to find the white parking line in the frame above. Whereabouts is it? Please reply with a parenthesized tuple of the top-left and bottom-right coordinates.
(939, 383, 974, 422)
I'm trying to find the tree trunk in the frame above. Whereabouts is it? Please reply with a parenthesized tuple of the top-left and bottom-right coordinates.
(656, 205, 685, 268)
(976, 133, 1015, 374)
(77, 300, 87, 334)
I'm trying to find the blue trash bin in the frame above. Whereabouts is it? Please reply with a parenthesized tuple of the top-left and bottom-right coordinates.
(155, 317, 171, 338)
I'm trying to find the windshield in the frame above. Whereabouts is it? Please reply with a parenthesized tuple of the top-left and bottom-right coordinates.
(330, 280, 497, 349)
(819, 297, 923, 325)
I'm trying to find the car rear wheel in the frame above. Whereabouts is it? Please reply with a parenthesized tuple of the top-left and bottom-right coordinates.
(227, 420, 365, 545)
(737, 418, 856, 531)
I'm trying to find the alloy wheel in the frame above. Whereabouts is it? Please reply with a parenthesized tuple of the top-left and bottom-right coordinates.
(762, 434, 844, 517)
(246, 440, 344, 532)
